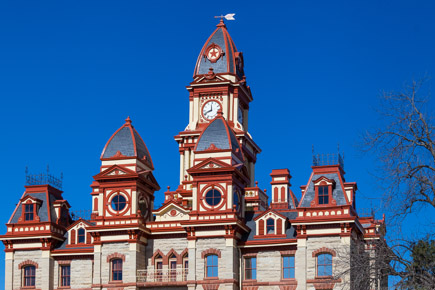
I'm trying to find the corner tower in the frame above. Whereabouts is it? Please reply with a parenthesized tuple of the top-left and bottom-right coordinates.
(175, 19, 261, 187)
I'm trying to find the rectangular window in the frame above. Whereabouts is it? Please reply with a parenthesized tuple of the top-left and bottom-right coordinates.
(317, 254, 333, 276)
(24, 204, 34, 221)
(206, 255, 218, 278)
(282, 256, 295, 279)
(112, 259, 123, 281)
(244, 257, 257, 280)
(23, 266, 36, 286)
(60, 265, 71, 286)
(183, 259, 189, 281)
(318, 186, 329, 204)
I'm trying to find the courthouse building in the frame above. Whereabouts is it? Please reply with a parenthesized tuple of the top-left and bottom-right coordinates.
(1, 20, 385, 290)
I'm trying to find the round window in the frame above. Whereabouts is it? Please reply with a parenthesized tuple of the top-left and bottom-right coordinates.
(111, 194, 127, 211)
(205, 189, 222, 206)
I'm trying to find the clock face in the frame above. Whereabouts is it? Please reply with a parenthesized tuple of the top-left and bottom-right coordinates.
(238, 107, 243, 124)
(203, 101, 221, 120)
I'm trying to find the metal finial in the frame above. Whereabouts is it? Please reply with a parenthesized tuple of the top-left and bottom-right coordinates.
(312, 145, 315, 155)
(47, 164, 50, 173)
(61, 172, 64, 180)
(25, 166, 28, 175)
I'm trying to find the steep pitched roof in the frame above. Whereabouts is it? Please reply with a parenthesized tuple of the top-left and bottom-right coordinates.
(194, 19, 244, 79)
(100, 117, 154, 169)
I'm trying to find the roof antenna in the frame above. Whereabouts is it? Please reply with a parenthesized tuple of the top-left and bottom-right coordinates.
(214, 13, 236, 21)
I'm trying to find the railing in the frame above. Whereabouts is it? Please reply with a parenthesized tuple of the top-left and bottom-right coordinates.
(137, 269, 188, 282)
(25, 167, 63, 190)
(71, 209, 92, 221)
(312, 153, 344, 169)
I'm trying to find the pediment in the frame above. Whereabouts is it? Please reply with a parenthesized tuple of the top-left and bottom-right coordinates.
(153, 201, 190, 222)
(95, 165, 137, 179)
(66, 218, 93, 231)
(254, 209, 287, 221)
(189, 158, 231, 172)
(20, 195, 42, 204)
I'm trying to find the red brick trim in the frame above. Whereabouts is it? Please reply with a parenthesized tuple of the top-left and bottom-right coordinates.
(279, 286, 297, 290)
(18, 260, 38, 269)
(243, 287, 259, 290)
(280, 250, 296, 255)
(203, 284, 220, 290)
(312, 247, 336, 257)
(243, 253, 257, 258)
(106, 252, 126, 262)
(201, 248, 222, 259)
(167, 248, 180, 264)
(57, 260, 71, 265)
(151, 249, 166, 265)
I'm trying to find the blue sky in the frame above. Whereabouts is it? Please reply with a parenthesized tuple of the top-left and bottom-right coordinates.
(1, 0, 434, 286)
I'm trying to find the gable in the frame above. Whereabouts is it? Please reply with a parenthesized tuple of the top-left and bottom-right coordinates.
(153, 202, 190, 222)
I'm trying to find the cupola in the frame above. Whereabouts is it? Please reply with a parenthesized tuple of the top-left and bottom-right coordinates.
(193, 19, 245, 79)
(100, 117, 154, 170)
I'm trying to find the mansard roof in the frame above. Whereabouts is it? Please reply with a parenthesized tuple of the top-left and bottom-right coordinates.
(100, 117, 154, 169)
(299, 172, 349, 207)
(193, 19, 244, 79)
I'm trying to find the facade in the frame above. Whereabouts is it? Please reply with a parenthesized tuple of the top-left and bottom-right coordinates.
(1, 20, 386, 290)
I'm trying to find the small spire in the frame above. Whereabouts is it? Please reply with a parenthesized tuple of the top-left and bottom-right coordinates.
(216, 18, 226, 28)
(217, 108, 224, 118)
(125, 116, 132, 125)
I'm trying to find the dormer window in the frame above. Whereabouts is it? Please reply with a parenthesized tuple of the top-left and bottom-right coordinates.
(318, 186, 329, 205)
(78, 228, 85, 244)
(24, 204, 34, 221)
(266, 218, 275, 234)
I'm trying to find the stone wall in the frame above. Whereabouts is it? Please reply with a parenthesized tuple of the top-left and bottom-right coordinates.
(12, 250, 52, 290)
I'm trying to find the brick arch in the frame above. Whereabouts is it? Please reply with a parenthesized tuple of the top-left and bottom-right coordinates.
(179, 248, 188, 264)
(152, 249, 166, 265)
(166, 248, 180, 264)
(18, 260, 38, 269)
(312, 247, 336, 257)
(106, 252, 126, 262)
(201, 248, 221, 259)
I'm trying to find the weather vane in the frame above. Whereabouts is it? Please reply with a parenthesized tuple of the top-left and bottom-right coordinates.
(214, 13, 236, 21)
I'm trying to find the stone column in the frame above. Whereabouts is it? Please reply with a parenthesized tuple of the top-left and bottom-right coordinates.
(92, 245, 102, 289)
(4, 252, 13, 290)
(187, 239, 196, 290)
(295, 238, 307, 290)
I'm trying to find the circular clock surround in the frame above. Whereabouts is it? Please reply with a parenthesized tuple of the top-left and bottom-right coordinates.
(202, 100, 221, 120)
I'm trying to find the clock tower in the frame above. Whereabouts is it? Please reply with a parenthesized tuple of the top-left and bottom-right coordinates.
(174, 19, 261, 188)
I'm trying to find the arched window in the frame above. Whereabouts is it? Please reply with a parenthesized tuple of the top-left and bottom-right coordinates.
(206, 254, 218, 278)
(317, 253, 332, 277)
(266, 218, 275, 234)
(111, 259, 123, 281)
(23, 265, 36, 287)
(77, 228, 85, 244)
(154, 254, 163, 282)
(182, 253, 189, 281)
(168, 253, 177, 281)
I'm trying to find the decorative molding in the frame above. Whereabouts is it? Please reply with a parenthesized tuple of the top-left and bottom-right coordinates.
(107, 252, 126, 262)
(18, 260, 38, 269)
(312, 247, 337, 257)
(201, 248, 222, 259)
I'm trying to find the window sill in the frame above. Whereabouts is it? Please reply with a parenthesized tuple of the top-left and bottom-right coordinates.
(204, 277, 219, 280)
(109, 280, 123, 284)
